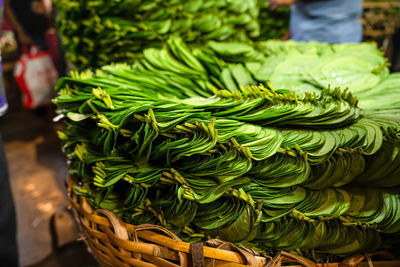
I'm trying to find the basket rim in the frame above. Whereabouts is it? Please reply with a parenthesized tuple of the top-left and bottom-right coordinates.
(67, 179, 399, 267)
(68, 179, 273, 266)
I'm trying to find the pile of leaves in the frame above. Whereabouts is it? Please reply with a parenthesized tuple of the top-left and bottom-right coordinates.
(54, 38, 400, 259)
(54, 0, 291, 69)
(255, 40, 400, 110)
(54, 0, 261, 68)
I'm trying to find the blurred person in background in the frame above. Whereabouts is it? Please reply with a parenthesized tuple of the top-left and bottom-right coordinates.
(4, 0, 49, 49)
(0, 1, 20, 266)
(4, 0, 66, 112)
(269, 0, 363, 43)
(5, 0, 66, 76)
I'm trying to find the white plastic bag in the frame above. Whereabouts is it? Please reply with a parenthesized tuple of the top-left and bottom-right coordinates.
(14, 46, 58, 108)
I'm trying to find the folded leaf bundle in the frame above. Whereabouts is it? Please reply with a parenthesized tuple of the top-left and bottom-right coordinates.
(54, 0, 265, 68)
(55, 39, 400, 259)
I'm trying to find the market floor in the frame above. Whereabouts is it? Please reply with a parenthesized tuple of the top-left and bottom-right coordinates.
(0, 75, 97, 267)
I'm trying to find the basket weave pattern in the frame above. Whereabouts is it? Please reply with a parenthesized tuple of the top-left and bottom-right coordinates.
(70, 193, 275, 266)
(69, 182, 399, 267)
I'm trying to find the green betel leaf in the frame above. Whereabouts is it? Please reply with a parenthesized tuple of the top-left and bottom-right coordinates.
(54, 37, 400, 258)
(309, 56, 381, 94)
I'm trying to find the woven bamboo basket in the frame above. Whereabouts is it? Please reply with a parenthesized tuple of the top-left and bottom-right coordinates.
(68, 180, 400, 267)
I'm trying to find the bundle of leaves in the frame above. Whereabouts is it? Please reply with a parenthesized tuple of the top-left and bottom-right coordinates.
(54, 0, 262, 69)
(255, 40, 400, 110)
(54, 39, 400, 259)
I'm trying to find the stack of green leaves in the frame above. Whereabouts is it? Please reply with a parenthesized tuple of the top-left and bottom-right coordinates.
(54, 38, 400, 259)
(54, 0, 262, 68)
(54, 0, 292, 69)
(254, 40, 400, 110)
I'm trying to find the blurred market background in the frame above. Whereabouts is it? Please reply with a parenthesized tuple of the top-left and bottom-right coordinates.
(0, 0, 399, 266)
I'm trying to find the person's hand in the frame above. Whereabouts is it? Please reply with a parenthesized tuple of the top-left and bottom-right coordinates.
(268, 0, 298, 10)
(280, 30, 291, 41)
(17, 30, 33, 46)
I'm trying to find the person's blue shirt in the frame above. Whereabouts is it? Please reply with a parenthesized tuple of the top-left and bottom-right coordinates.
(290, 0, 363, 43)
